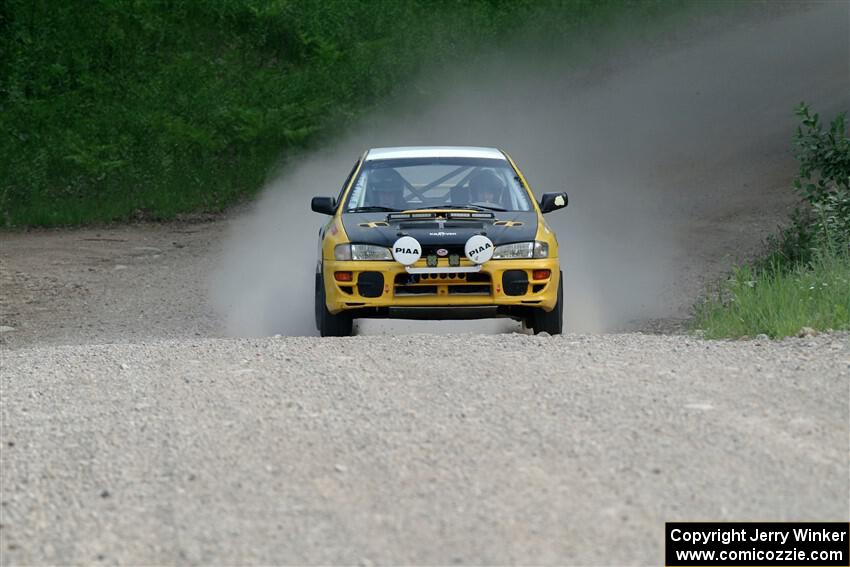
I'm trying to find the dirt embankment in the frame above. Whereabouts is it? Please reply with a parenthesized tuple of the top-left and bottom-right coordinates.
(0, 222, 223, 349)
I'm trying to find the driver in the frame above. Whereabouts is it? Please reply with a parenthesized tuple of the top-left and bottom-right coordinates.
(468, 169, 504, 205)
(367, 168, 405, 209)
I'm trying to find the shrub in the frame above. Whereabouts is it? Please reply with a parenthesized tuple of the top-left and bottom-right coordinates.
(792, 103, 850, 253)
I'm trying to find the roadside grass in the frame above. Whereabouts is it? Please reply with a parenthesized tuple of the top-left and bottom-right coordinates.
(692, 105, 850, 340)
(693, 247, 849, 339)
(1, 0, 702, 227)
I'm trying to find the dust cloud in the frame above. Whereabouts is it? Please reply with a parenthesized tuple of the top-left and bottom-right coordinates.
(211, 2, 849, 336)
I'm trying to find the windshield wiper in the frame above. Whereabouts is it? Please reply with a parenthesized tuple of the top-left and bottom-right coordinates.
(347, 206, 399, 212)
(470, 204, 507, 211)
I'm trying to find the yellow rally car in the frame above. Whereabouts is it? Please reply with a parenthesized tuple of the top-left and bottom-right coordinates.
(311, 146, 568, 336)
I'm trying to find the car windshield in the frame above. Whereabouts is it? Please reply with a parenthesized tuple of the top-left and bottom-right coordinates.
(344, 157, 533, 212)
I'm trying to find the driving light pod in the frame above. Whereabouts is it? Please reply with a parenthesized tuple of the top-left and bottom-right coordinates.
(392, 236, 422, 266)
(334, 244, 392, 261)
(491, 241, 549, 259)
(465, 234, 494, 264)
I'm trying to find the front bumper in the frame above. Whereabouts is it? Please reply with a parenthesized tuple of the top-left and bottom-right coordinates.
(322, 257, 560, 315)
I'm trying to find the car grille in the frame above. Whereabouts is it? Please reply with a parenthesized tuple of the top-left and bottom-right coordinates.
(393, 272, 492, 297)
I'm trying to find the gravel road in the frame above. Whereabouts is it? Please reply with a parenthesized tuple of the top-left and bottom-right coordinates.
(2, 333, 848, 565)
(0, 222, 223, 350)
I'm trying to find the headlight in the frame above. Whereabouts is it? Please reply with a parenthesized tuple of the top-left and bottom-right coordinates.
(491, 241, 549, 259)
(533, 241, 549, 258)
(334, 243, 392, 261)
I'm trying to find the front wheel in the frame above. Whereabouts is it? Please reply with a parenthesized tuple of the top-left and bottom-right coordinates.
(315, 272, 353, 337)
(529, 272, 563, 335)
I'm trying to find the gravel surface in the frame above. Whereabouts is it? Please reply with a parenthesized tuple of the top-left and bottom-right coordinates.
(2, 333, 848, 565)
(0, 222, 223, 350)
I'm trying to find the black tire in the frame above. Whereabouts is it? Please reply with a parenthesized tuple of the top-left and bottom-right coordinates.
(530, 271, 563, 335)
(315, 272, 353, 337)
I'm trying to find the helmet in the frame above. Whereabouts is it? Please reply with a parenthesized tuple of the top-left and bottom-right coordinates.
(369, 167, 405, 192)
(468, 169, 504, 202)
(366, 167, 405, 208)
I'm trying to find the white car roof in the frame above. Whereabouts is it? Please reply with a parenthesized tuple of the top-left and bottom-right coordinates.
(364, 146, 505, 161)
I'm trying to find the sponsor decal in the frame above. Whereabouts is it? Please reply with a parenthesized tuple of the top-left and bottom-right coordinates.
(436, 248, 449, 257)
(468, 243, 492, 255)
(429, 231, 457, 236)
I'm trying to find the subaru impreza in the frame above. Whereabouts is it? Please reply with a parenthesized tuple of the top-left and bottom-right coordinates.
(311, 146, 568, 336)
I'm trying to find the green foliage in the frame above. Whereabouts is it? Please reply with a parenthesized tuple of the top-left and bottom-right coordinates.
(693, 104, 850, 339)
(794, 104, 850, 199)
(753, 208, 817, 274)
(1, 0, 688, 226)
(693, 247, 850, 339)
(792, 103, 850, 253)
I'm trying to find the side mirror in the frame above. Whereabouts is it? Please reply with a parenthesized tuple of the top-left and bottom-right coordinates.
(539, 192, 568, 214)
(311, 196, 336, 215)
